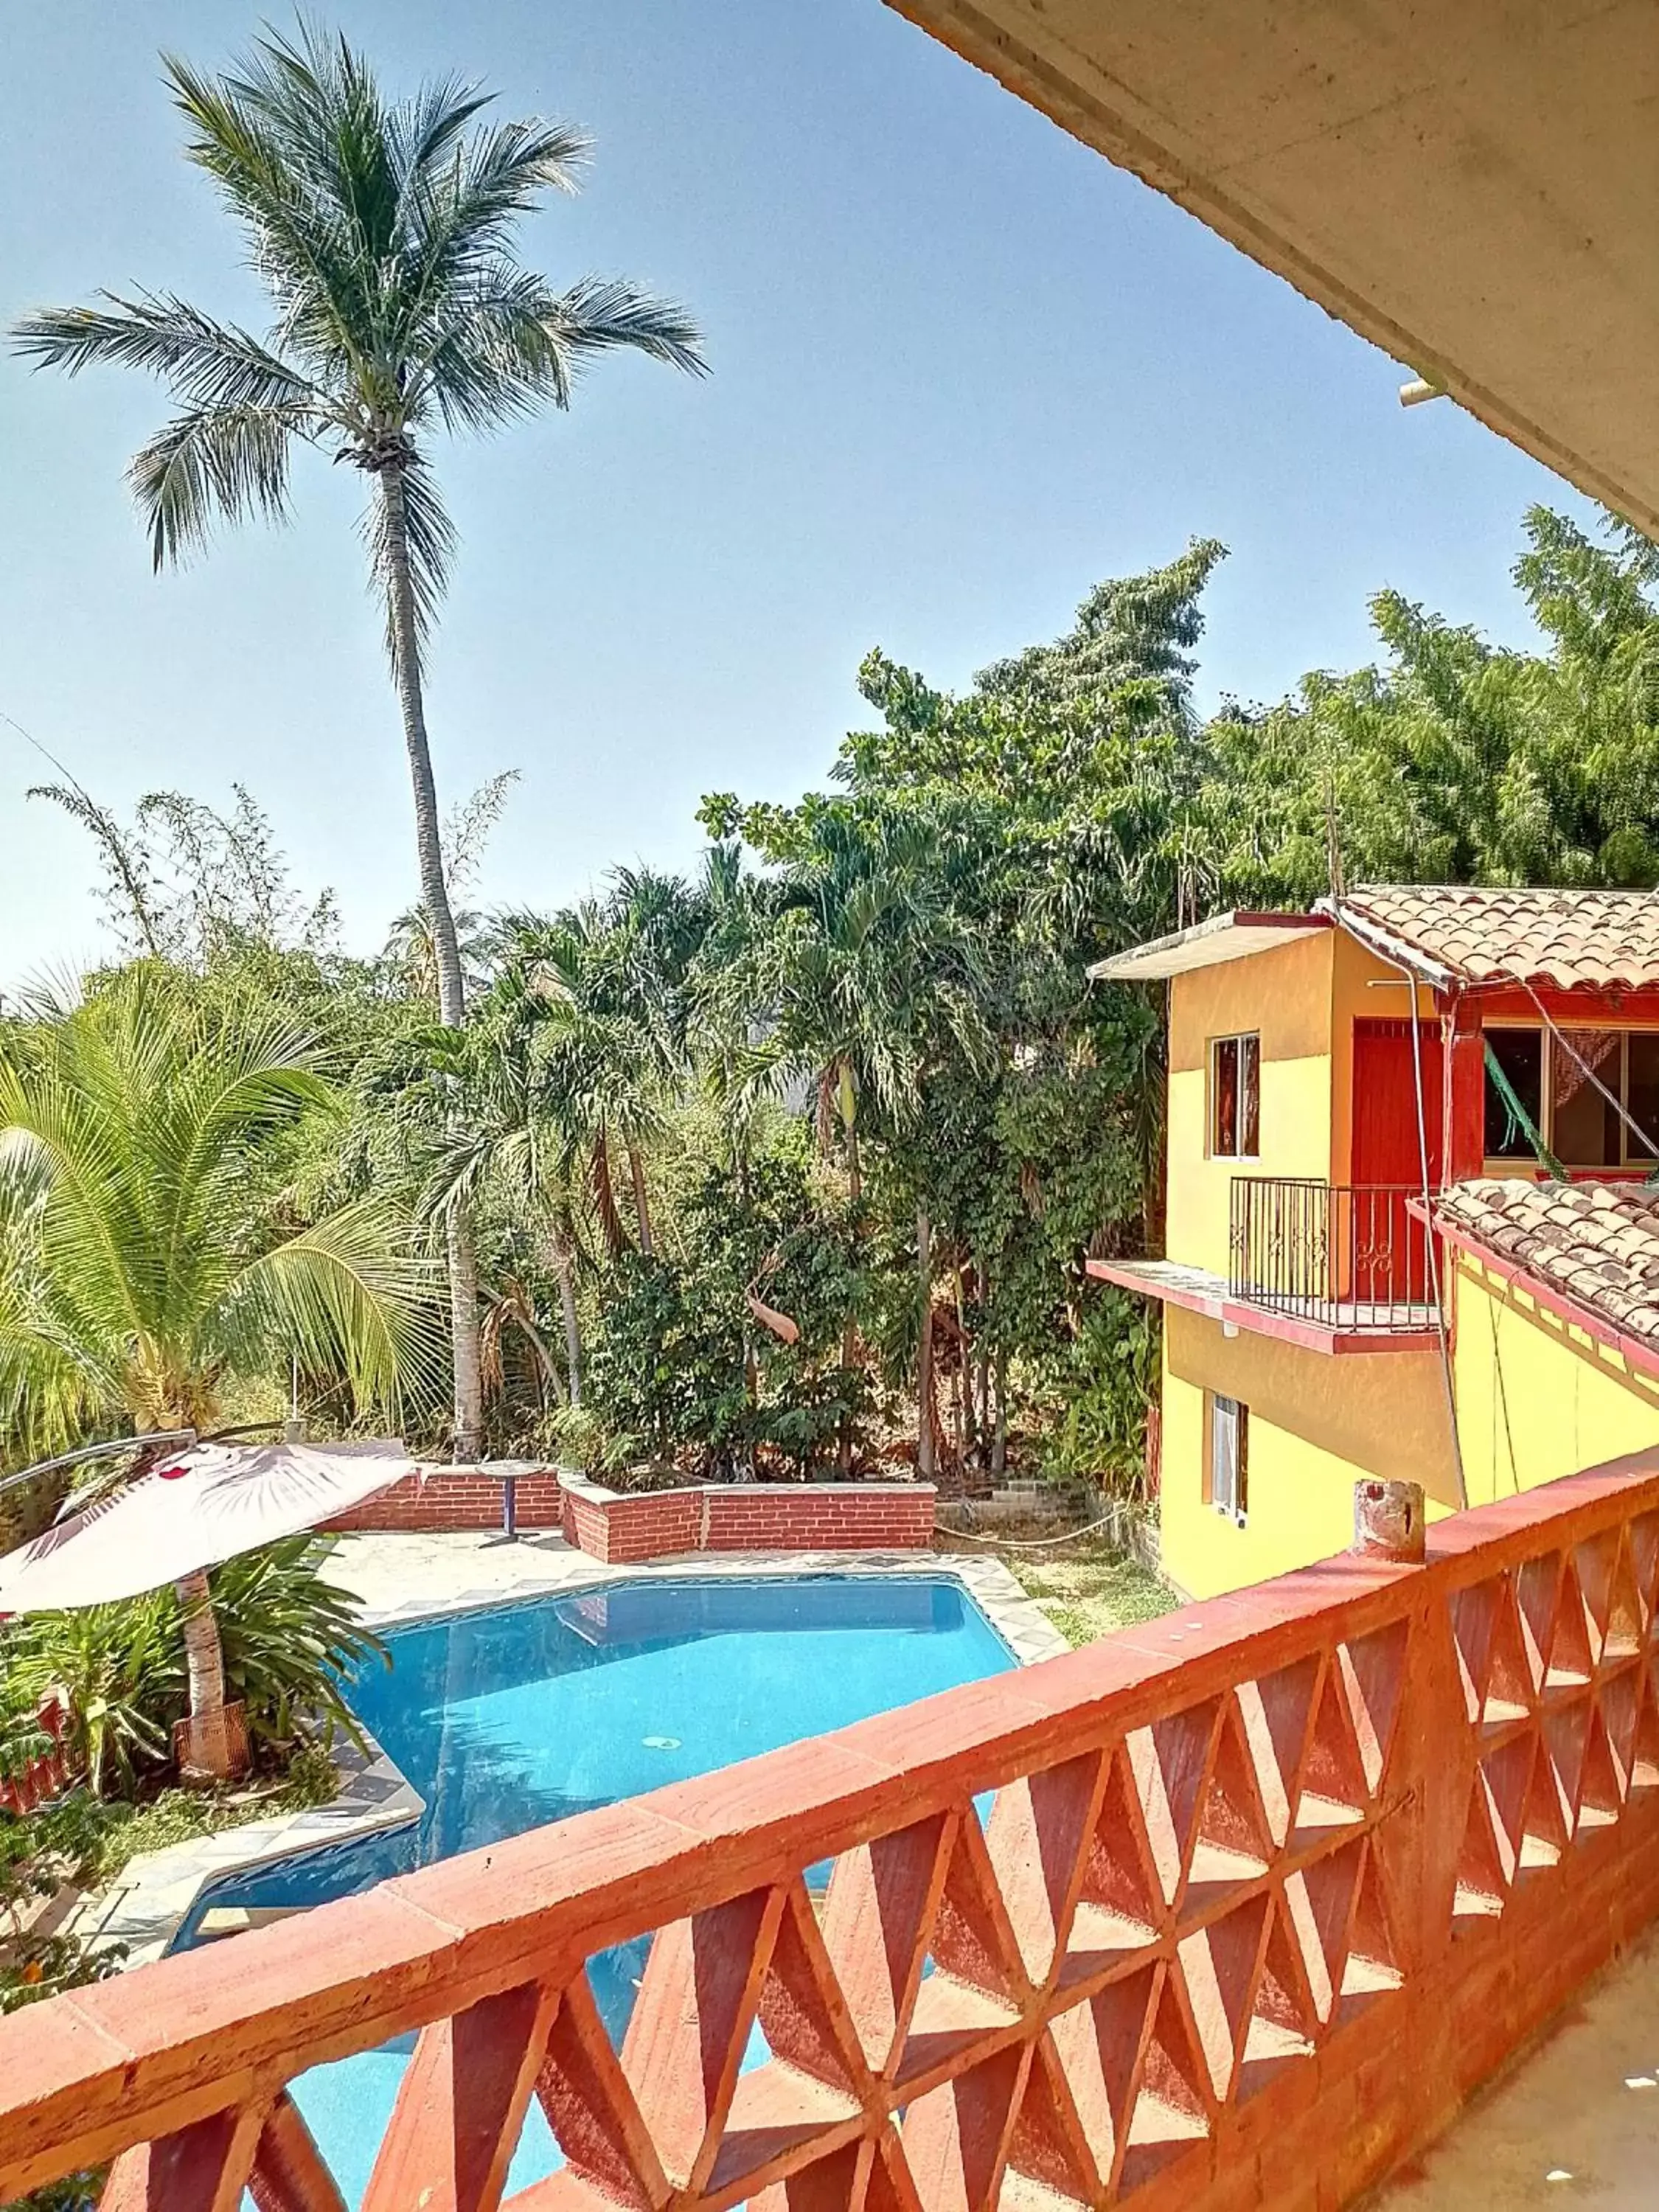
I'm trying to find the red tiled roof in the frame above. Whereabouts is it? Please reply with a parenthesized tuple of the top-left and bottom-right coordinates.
(1330, 886, 1659, 990)
(1436, 1178, 1659, 1357)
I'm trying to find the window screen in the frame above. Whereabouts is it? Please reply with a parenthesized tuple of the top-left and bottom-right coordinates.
(1210, 1394, 1248, 1524)
(1211, 1034, 1260, 1158)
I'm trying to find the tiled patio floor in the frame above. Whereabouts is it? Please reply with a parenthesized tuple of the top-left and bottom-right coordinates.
(321, 1526, 1068, 1663)
(1373, 1919, 1659, 2208)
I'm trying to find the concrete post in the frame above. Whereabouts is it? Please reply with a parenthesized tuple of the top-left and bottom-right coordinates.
(1352, 1476, 1426, 1562)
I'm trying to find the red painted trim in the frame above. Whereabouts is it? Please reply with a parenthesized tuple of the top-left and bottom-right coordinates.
(1436, 1219, 1659, 1384)
(1467, 984, 1659, 1023)
(1086, 1258, 1439, 1356)
(1444, 995, 1487, 1183)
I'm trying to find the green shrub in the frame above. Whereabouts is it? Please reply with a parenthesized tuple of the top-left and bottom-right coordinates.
(582, 1150, 870, 1477)
(206, 1536, 386, 1756)
(1, 1536, 383, 1799)
(4, 1599, 178, 1800)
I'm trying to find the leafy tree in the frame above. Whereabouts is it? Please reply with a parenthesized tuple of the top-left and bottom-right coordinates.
(13, 22, 706, 1453)
(0, 968, 439, 1752)
(580, 1142, 866, 1478)
(700, 793, 995, 1470)
(27, 774, 340, 969)
(1204, 506, 1659, 900)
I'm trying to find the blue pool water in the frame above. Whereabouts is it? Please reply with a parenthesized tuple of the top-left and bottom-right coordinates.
(181, 1574, 1012, 2206)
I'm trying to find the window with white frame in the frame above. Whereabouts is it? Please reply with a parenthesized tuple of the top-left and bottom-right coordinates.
(1210, 1033, 1261, 1159)
(1208, 1394, 1248, 1525)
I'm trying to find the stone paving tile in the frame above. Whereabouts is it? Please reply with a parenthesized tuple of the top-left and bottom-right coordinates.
(77, 1725, 422, 1969)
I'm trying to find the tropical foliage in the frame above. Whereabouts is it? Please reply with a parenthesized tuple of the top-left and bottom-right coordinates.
(1, 1536, 381, 1798)
(0, 967, 437, 1750)
(0, 967, 439, 1464)
(15, 504, 1652, 1509)
(13, 21, 706, 1456)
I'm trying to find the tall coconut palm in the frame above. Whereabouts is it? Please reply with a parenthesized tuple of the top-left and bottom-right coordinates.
(11, 24, 706, 1454)
(0, 968, 441, 1755)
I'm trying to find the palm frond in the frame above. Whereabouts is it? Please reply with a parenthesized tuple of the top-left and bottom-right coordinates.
(361, 448, 456, 663)
(400, 116, 591, 327)
(541, 276, 707, 382)
(161, 52, 372, 380)
(218, 1197, 446, 1413)
(130, 400, 305, 569)
(0, 972, 439, 1438)
(11, 293, 319, 415)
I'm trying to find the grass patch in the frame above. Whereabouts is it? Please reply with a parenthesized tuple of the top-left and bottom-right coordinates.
(82, 1743, 338, 1887)
(938, 1536, 1178, 1649)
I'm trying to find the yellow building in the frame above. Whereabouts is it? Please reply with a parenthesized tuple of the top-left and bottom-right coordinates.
(1091, 887, 1659, 1598)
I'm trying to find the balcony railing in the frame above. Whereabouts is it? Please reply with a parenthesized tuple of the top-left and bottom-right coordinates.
(1229, 1177, 1439, 1332)
(6, 1456, 1659, 2211)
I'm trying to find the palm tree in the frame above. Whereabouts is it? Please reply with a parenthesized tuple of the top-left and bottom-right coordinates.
(12, 23, 706, 1455)
(757, 805, 991, 1472)
(426, 969, 591, 1405)
(493, 904, 672, 1259)
(0, 968, 440, 1761)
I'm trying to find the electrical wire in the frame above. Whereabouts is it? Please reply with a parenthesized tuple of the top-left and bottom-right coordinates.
(1516, 976, 1659, 1169)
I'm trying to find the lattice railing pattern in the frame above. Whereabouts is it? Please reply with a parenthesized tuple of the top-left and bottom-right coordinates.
(1447, 1505, 1659, 1927)
(8, 1456, 1659, 2212)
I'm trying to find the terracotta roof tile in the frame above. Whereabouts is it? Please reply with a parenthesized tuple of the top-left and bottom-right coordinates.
(1436, 1178, 1659, 1358)
(1333, 886, 1659, 991)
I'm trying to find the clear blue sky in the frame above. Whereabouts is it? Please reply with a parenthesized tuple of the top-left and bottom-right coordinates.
(1, 0, 1597, 989)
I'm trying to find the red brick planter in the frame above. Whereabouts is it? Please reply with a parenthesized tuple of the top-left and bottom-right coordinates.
(557, 1475, 937, 1563)
(324, 1466, 936, 1562)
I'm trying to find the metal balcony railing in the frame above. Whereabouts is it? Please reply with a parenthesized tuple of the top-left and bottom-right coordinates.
(1228, 1176, 1438, 1332)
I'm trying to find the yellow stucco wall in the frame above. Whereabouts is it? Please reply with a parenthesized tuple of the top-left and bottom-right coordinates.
(1450, 1253, 1659, 1499)
(1163, 929, 1436, 1278)
(1157, 931, 1461, 1601)
(1166, 931, 1333, 1279)
(1159, 1304, 1457, 1599)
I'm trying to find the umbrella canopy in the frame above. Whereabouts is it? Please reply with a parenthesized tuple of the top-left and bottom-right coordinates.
(0, 1439, 412, 1615)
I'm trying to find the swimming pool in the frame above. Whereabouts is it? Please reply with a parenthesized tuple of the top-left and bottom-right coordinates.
(182, 1573, 1015, 2206)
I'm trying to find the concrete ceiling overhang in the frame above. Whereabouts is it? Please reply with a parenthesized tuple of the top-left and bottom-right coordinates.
(888, 0, 1659, 535)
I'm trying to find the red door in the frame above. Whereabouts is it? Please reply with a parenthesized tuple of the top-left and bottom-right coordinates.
(1351, 1020, 1443, 1304)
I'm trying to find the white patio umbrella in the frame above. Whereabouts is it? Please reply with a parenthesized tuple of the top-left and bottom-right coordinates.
(0, 1438, 413, 1615)
(0, 1436, 414, 1781)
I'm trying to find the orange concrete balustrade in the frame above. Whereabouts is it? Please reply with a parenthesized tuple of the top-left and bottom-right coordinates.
(7, 1453, 1659, 2211)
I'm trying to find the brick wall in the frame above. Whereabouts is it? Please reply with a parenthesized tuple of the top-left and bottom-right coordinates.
(560, 1484, 702, 1565)
(557, 1475, 936, 1563)
(324, 1467, 936, 1560)
(702, 1485, 935, 1554)
(322, 1469, 568, 1534)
